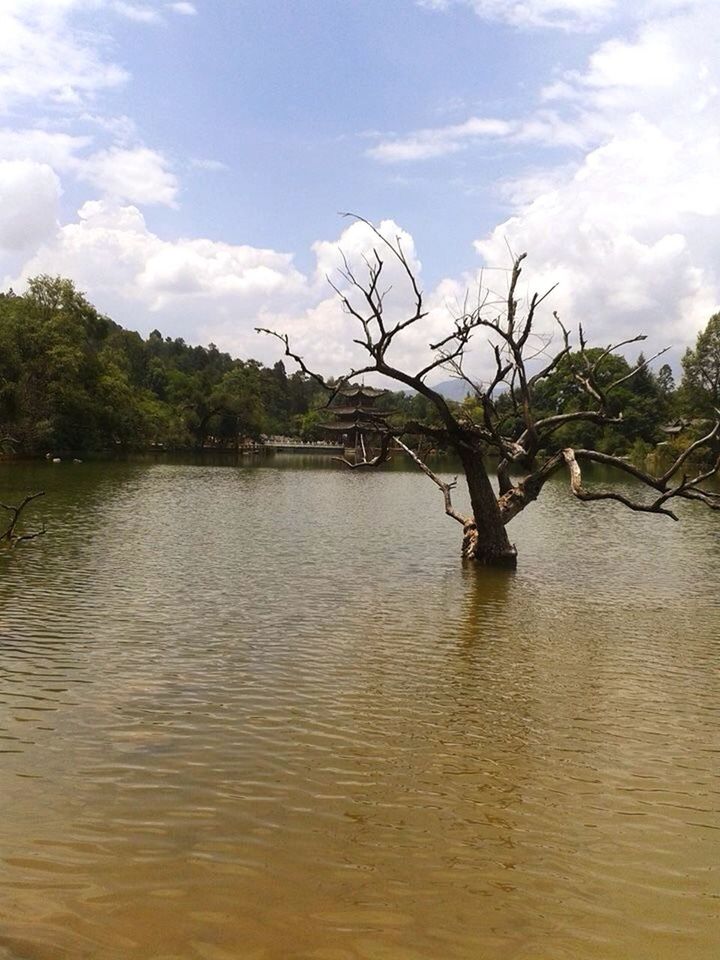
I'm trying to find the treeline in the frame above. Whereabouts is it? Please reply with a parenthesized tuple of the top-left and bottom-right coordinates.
(0, 276, 326, 454)
(0, 275, 718, 457)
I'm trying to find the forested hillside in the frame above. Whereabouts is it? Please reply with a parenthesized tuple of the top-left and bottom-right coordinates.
(0, 276, 326, 454)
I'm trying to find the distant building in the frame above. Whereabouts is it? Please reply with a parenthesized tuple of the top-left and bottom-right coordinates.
(321, 384, 390, 458)
(660, 418, 713, 436)
(660, 419, 686, 436)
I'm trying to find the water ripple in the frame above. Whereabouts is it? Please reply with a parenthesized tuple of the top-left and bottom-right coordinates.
(0, 459, 718, 959)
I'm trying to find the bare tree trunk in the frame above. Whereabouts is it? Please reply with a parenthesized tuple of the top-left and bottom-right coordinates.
(457, 446, 517, 567)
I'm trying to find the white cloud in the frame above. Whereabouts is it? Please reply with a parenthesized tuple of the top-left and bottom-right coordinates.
(5, 205, 465, 374)
(79, 146, 179, 206)
(0, 129, 179, 207)
(580, 30, 681, 92)
(8, 200, 311, 353)
(189, 157, 229, 172)
(0, 129, 92, 171)
(167, 1, 196, 14)
(0, 5, 189, 215)
(0, 2, 129, 112)
(368, 112, 591, 163)
(418, 0, 618, 30)
(2, 0, 718, 381)
(470, 2, 720, 353)
(0, 160, 61, 251)
(368, 0, 720, 370)
(111, 1, 160, 23)
(80, 113, 138, 142)
(368, 117, 514, 163)
(311, 217, 421, 285)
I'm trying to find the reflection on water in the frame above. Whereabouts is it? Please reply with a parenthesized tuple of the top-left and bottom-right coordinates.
(0, 458, 718, 959)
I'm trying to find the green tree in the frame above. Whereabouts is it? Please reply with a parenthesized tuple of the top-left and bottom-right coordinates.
(520, 349, 667, 454)
(0, 276, 114, 451)
(657, 363, 675, 397)
(681, 313, 720, 416)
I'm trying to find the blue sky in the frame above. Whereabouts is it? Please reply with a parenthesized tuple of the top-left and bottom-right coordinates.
(62, 1, 596, 273)
(1, 0, 719, 378)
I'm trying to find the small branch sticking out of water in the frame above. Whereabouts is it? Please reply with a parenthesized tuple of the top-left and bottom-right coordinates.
(0, 492, 46, 547)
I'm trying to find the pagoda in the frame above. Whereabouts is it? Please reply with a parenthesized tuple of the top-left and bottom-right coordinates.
(322, 384, 389, 458)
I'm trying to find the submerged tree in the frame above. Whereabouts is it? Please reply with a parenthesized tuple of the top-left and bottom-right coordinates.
(260, 218, 720, 567)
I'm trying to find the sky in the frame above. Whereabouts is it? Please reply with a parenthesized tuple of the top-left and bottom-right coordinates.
(1, 0, 719, 381)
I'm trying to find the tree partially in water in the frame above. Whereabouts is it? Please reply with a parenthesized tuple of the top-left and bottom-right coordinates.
(260, 217, 720, 567)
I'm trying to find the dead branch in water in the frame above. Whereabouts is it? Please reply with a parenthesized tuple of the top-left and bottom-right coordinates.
(0, 492, 46, 547)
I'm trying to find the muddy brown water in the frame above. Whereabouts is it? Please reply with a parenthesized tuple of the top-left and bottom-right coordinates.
(0, 457, 718, 959)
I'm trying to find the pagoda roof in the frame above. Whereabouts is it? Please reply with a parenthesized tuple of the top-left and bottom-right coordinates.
(326, 405, 392, 416)
(336, 384, 386, 398)
(322, 421, 387, 431)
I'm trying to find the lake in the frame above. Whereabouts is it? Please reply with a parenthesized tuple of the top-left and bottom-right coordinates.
(0, 456, 718, 960)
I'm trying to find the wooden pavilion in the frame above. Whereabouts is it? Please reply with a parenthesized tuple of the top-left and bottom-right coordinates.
(321, 384, 390, 460)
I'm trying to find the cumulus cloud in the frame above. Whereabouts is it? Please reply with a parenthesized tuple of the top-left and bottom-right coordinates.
(253, 218, 493, 379)
(0, 129, 178, 207)
(5, 206, 467, 375)
(80, 113, 139, 142)
(79, 146, 179, 206)
(367, 0, 720, 372)
(471, 1, 720, 353)
(2, 0, 718, 382)
(7, 200, 311, 355)
(0, 3, 186, 217)
(0, 160, 61, 251)
(0, 129, 92, 171)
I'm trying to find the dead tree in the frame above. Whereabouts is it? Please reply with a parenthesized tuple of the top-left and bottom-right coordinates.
(259, 217, 720, 567)
(0, 492, 45, 548)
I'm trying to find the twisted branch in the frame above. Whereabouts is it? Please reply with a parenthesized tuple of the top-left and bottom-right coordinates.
(0, 491, 46, 547)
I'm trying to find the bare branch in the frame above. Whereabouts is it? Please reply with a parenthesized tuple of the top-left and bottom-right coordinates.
(569, 329, 670, 413)
(255, 328, 332, 391)
(527, 312, 571, 389)
(659, 420, 720, 484)
(606, 346, 671, 393)
(592, 335, 647, 374)
(496, 449, 566, 523)
(519, 410, 622, 449)
(562, 449, 679, 520)
(332, 432, 393, 469)
(496, 458, 514, 496)
(393, 436, 469, 526)
(339, 213, 426, 348)
(255, 327, 378, 405)
(563, 443, 720, 519)
(0, 491, 46, 547)
(505, 252, 526, 340)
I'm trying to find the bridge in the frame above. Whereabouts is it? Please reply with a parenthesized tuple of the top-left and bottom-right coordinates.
(263, 440, 344, 454)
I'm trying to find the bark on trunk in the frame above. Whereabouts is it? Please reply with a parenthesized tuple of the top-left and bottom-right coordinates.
(458, 446, 517, 567)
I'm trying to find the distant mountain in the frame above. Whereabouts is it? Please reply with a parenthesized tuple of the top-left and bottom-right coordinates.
(430, 379, 473, 401)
